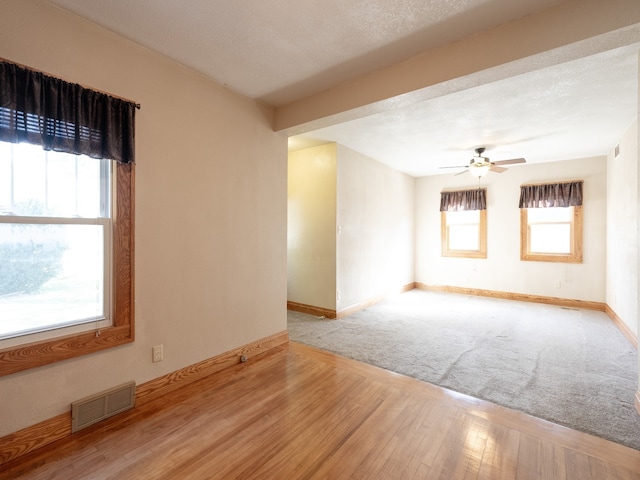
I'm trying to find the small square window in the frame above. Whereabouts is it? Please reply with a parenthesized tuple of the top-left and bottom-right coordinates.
(520, 206, 582, 263)
(441, 209, 487, 258)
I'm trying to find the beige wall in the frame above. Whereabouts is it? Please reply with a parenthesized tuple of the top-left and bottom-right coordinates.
(606, 120, 638, 336)
(287, 144, 337, 310)
(416, 157, 607, 302)
(287, 144, 415, 313)
(0, 0, 287, 436)
(2, 0, 639, 439)
(336, 145, 415, 311)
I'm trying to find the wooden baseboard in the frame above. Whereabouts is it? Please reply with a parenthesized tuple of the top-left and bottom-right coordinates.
(288, 283, 417, 320)
(287, 301, 337, 319)
(0, 330, 289, 466)
(336, 282, 416, 319)
(417, 283, 606, 312)
(604, 305, 638, 350)
(136, 330, 289, 406)
(0, 412, 70, 466)
(336, 298, 381, 319)
(416, 284, 640, 352)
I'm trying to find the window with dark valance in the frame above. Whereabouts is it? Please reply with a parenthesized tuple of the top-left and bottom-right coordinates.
(440, 188, 486, 212)
(518, 180, 583, 263)
(518, 181, 583, 208)
(0, 60, 137, 376)
(0, 60, 138, 164)
(440, 189, 487, 258)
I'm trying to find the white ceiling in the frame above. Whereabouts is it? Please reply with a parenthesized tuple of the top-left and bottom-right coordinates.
(48, 0, 639, 177)
(297, 45, 639, 176)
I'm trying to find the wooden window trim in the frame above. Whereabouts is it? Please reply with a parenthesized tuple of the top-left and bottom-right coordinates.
(0, 163, 135, 376)
(441, 209, 487, 259)
(520, 206, 583, 263)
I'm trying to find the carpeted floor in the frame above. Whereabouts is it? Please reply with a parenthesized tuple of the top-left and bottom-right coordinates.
(287, 289, 640, 450)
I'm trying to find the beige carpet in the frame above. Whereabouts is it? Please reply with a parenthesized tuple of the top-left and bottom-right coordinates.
(288, 289, 640, 450)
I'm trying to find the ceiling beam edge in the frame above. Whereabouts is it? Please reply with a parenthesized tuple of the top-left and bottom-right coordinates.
(274, 0, 640, 135)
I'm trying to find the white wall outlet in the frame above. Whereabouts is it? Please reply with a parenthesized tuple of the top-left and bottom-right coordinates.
(152, 344, 163, 363)
(555, 281, 561, 289)
(336, 290, 341, 300)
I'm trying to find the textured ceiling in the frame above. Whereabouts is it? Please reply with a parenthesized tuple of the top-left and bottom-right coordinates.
(47, 0, 639, 177)
(47, 0, 565, 105)
(297, 44, 639, 176)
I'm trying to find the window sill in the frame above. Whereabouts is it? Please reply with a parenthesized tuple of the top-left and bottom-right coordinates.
(442, 251, 487, 259)
(520, 253, 582, 263)
(0, 325, 133, 376)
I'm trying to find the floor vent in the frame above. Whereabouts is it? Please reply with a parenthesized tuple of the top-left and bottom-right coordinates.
(71, 381, 136, 433)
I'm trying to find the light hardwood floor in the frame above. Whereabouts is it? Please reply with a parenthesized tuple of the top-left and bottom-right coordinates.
(3, 341, 640, 479)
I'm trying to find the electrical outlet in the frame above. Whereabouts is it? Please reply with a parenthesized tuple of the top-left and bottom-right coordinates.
(152, 344, 163, 363)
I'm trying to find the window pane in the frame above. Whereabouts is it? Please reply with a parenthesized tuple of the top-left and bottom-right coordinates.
(11, 143, 47, 214)
(0, 223, 106, 340)
(527, 207, 572, 222)
(446, 210, 479, 225)
(448, 224, 479, 250)
(0, 142, 12, 212)
(530, 224, 571, 253)
(0, 143, 106, 218)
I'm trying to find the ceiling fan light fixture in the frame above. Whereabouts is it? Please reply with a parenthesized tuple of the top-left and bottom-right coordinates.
(440, 147, 525, 177)
(469, 164, 490, 177)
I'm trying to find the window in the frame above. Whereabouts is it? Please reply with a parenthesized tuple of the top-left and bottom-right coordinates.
(0, 143, 111, 342)
(519, 181, 583, 263)
(520, 206, 582, 262)
(440, 189, 487, 259)
(0, 61, 136, 376)
(0, 146, 134, 376)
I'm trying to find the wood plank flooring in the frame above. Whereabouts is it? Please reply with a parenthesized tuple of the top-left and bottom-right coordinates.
(2, 341, 640, 479)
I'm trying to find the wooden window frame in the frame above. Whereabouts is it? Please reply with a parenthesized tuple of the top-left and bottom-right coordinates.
(520, 206, 582, 263)
(0, 162, 135, 376)
(441, 209, 487, 259)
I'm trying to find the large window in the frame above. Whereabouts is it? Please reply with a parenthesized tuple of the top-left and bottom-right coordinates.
(519, 181, 583, 263)
(0, 142, 111, 343)
(0, 60, 136, 376)
(0, 146, 134, 376)
(440, 189, 487, 259)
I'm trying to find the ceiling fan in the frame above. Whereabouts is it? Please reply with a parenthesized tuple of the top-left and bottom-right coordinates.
(442, 147, 526, 177)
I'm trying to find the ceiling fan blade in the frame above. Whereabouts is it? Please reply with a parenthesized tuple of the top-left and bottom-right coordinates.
(454, 169, 469, 176)
(439, 165, 470, 169)
(490, 165, 508, 173)
(492, 157, 526, 166)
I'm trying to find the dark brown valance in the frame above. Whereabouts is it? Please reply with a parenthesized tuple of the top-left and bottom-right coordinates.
(0, 61, 138, 163)
(440, 188, 486, 212)
(519, 181, 583, 208)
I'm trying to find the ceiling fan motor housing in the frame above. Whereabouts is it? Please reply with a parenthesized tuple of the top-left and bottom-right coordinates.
(440, 147, 525, 176)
